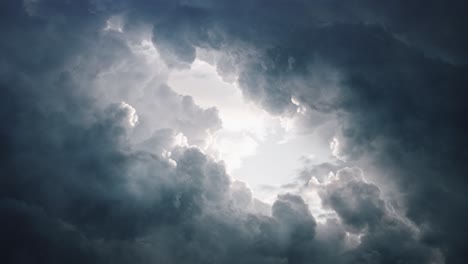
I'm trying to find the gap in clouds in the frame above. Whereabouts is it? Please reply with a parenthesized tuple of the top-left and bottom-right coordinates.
(168, 57, 337, 202)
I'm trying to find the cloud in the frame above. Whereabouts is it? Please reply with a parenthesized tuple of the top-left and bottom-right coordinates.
(319, 167, 386, 233)
(0, 0, 466, 263)
(122, 1, 467, 261)
(319, 167, 440, 263)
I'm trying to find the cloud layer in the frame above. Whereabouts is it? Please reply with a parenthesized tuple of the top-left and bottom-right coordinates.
(1, 0, 467, 263)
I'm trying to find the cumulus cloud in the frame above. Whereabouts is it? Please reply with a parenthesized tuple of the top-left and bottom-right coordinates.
(1, 0, 466, 263)
(124, 1, 467, 261)
(317, 167, 441, 263)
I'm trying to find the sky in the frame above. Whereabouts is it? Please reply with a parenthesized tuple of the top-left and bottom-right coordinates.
(168, 58, 334, 202)
(1, 1, 467, 264)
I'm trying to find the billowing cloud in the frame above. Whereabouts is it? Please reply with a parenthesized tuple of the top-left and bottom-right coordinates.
(318, 167, 442, 264)
(0, 0, 466, 263)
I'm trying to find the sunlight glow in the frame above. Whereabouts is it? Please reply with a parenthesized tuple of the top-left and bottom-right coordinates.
(168, 59, 284, 172)
(168, 58, 334, 202)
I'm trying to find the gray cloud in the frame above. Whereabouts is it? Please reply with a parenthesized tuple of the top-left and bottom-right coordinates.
(319, 167, 439, 264)
(123, 1, 467, 262)
(1, 0, 466, 263)
(319, 167, 386, 233)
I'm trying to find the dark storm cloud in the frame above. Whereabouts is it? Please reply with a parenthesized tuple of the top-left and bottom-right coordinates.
(1, 0, 467, 263)
(319, 167, 386, 233)
(0, 1, 222, 262)
(318, 167, 439, 264)
(0, 1, 321, 263)
(116, 0, 467, 262)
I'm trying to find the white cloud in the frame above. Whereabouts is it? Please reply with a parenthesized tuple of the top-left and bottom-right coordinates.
(118, 101, 139, 127)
